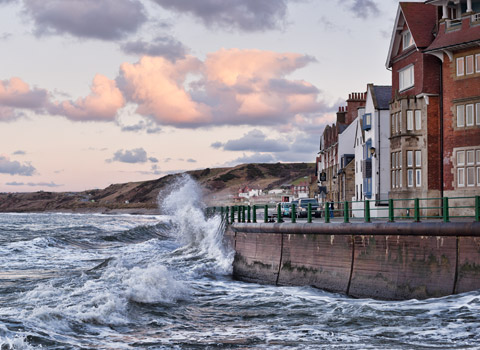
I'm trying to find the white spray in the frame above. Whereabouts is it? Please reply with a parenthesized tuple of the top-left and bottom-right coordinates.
(159, 174, 234, 274)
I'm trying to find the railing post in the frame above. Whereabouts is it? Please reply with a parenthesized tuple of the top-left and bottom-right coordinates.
(344, 201, 349, 223)
(264, 205, 268, 223)
(237, 206, 242, 223)
(291, 204, 296, 223)
(307, 203, 312, 223)
(388, 199, 394, 222)
(443, 197, 450, 223)
(364, 200, 371, 223)
(475, 196, 480, 222)
(277, 203, 283, 223)
(414, 198, 420, 222)
(325, 203, 330, 223)
(247, 205, 251, 223)
(242, 206, 246, 223)
(230, 206, 234, 224)
(253, 205, 257, 223)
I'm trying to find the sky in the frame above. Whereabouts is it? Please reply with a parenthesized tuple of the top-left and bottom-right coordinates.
(0, 0, 405, 192)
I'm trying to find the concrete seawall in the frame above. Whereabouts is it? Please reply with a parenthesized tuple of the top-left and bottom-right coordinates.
(226, 222, 480, 300)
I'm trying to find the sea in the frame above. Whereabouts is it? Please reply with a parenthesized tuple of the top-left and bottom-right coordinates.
(1, 176, 480, 350)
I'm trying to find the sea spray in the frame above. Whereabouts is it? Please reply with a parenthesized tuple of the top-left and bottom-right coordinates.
(158, 174, 234, 275)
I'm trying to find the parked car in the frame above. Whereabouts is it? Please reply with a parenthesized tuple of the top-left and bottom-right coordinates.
(278, 202, 292, 217)
(297, 198, 321, 218)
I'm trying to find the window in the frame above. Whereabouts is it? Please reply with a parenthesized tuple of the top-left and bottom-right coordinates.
(457, 151, 465, 166)
(477, 103, 480, 125)
(458, 168, 465, 187)
(477, 150, 480, 164)
(415, 169, 421, 187)
(467, 150, 474, 165)
(391, 114, 395, 135)
(392, 171, 396, 189)
(457, 105, 465, 127)
(466, 104, 474, 126)
(466, 55, 474, 75)
(467, 167, 475, 186)
(456, 57, 465, 76)
(415, 110, 421, 130)
(398, 112, 402, 132)
(477, 167, 480, 186)
(399, 65, 414, 91)
(476, 54, 480, 73)
(363, 113, 372, 130)
(415, 150, 421, 167)
(407, 150, 413, 167)
(402, 30, 414, 50)
(407, 169, 413, 187)
(407, 110, 414, 131)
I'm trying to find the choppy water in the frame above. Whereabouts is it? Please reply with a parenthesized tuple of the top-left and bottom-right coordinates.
(1, 176, 480, 349)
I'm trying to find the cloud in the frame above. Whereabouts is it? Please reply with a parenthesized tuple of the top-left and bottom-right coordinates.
(121, 36, 187, 61)
(0, 155, 36, 176)
(107, 148, 148, 163)
(344, 0, 380, 18)
(148, 157, 158, 163)
(50, 74, 125, 121)
(214, 129, 289, 152)
(13, 150, 26, 155)
(186, 158, 196, 163)
(0, 32, 12, 40)
(0, 77, 49, 109)
(118, 118, 162, 134)
(151, 0, 289, 32)
(118, 55, 211, 126)
(6, 181, 62, 187)
(23, 0, 146, 40)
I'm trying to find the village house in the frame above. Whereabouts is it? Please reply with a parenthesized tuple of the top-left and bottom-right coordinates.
(352, 84, 392, 217)
(386, 2, 443, 214)
(317, 92, 366, 208)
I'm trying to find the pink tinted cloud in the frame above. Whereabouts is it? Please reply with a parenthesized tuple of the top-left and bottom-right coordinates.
(50, 74, 125, 121)
(0, 77, 48, 109)
(118, 56, 211, 126)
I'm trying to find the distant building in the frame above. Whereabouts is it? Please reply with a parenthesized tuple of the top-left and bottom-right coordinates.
(317, 92, 366, 206)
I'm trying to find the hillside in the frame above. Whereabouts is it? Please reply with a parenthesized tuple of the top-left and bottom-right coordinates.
(0, 163, 316, 213)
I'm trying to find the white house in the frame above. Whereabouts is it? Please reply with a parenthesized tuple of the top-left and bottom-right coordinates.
(353, 84, 392, 217)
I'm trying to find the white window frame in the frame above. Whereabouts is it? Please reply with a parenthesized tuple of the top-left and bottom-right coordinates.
(476, 103, 480, 125)
(399, 151, 402, 168)
(476, 54, 480, 73)
(399, 65, 414, 91)
(415, 110, 421, 130)
(467, 167, 475, 187)
(458, 168, 465, 187)
(477, 167, 480, 186)
(456, 57, 465, 76)
(392, 170, 396, 189)
(467, 150, 474, 165)
(407, 150, 413, 167)
(402, 30, 414, 50)
(457, 151, 465, 166)
(415, 169, 421, 187)
(466, 55, 474, 75)
(399, 169, 402, 187)
(407, 169, 413, 187)
(466, 104, 474, 126)
(457, 105, 465, 127)
(415, 150, 421, 167)
(391, 114, 395, 135)
(477, 150, 480, 165)
(407, 110, 414, 131)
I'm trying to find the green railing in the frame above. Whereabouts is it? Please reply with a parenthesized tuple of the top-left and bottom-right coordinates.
(205, 195, 480, 224)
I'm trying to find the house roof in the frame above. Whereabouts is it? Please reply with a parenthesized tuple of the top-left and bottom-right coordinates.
(386, 2, 437, 67)
(372, 85, 392, 110)
(425, 19, 480, 53)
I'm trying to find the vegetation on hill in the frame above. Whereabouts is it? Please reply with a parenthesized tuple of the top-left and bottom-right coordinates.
(0, 162, 315, 213)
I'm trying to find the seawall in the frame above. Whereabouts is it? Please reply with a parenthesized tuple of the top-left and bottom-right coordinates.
(225, 222, 480, 300)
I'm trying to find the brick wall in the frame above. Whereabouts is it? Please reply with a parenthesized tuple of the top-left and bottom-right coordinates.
(442, 47, 480, 192)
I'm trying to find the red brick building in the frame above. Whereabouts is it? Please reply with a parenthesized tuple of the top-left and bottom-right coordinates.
(424, 0, 480, 198)
(386, 2, 442, 205)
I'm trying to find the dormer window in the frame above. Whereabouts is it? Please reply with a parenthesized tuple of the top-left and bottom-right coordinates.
(402, 30, 414, 50)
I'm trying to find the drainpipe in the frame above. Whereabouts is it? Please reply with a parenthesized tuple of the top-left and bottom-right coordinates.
(440, 59, 444, 198)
